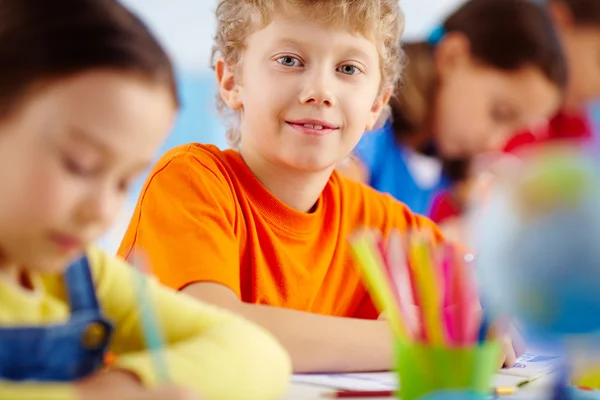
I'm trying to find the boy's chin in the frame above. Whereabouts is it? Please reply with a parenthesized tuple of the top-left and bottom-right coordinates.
(284, 155, 339, 173)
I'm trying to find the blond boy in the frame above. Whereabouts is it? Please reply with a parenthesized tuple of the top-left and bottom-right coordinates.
(119, 0, 518, 372)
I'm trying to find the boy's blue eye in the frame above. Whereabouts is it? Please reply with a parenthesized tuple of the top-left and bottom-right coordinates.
(277, 56, 302, 67)
(337, 65, 361, 75)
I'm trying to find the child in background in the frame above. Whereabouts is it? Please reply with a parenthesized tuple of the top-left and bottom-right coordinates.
(338, 0, 567, 217)
(119, 0, 520, 373)
(431, 0, 600, 237)
(505, 0, 600, 152)
(0, 1, 290, 399)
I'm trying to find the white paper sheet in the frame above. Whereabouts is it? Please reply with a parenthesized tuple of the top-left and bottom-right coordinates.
(291, 352, 562, 392)
(499, 352, 562, 378)
(292, 372, 397, 391)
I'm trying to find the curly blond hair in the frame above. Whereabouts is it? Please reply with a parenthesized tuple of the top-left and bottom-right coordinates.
(211, 0, 405, 148)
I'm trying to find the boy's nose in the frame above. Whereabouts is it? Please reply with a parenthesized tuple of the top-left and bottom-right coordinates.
(299, 78, 335, 107)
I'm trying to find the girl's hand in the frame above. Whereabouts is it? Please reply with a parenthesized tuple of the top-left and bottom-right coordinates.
(76, 370, 199, 400)
(128, 386, 198, 400)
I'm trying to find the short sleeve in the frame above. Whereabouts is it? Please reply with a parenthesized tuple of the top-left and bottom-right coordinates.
(117, 153, 242, 296)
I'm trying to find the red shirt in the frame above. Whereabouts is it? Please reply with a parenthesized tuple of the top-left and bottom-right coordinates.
(503, 111, 592, 153)
(430, 111, 593, 223)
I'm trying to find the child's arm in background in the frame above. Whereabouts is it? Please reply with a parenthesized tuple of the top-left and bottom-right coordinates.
(336, 155, 370, 184)
(89, 248, 291, 400)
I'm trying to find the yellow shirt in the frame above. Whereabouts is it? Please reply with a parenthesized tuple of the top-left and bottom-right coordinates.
(0, 247, 291, 400)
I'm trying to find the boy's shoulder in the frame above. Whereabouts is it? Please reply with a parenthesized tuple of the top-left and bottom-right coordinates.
(147, 143, 240, 189)
(155, 143, 230, 173)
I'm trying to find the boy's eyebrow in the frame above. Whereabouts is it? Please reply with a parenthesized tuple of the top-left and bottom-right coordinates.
(343, 47, 372, 61)
(273, 37, 373, 61)
(273, 37, 304, 48)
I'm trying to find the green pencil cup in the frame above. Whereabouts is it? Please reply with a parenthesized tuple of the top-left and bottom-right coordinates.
(394, 340, 501, 400)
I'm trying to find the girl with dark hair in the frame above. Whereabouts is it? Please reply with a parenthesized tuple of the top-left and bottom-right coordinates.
(339, 0, 567, 218)
(0, 1, 290, 399)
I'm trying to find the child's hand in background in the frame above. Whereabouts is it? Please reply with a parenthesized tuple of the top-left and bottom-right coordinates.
(438, 216, 467, 246)
(499, 324, 526, 368)
(499, 335, 518, 368)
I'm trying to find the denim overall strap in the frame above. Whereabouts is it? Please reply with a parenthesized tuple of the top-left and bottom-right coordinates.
(0, 256, 113, 382)
(65, 256, 101, 313)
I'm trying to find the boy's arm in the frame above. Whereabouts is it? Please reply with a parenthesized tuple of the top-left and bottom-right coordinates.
(177, 199, 440, 373)
(182, 282, 393, 373)
(90, 248, 291, 400)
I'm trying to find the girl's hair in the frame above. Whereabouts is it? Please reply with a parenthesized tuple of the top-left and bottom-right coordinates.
(551, 0, 600, 26)
(0, 0, 178, 117)
(390, 0, 567, 181)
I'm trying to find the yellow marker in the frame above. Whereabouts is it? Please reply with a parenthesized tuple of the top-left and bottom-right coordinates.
(571, 366, 600, 389)
(409, 234, 445, 345)
(496, 386, 516, 396)
(349, 231, 409, 341)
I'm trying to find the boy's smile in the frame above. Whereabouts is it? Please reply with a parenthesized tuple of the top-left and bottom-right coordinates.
(285, 118, 340, 137)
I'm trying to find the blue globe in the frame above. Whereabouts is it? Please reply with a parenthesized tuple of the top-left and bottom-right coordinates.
(472, 145, 600, 345)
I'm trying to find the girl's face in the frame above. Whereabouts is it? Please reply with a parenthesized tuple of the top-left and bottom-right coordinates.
(0, 71, 176, 273)
(432, 34, 561, 159)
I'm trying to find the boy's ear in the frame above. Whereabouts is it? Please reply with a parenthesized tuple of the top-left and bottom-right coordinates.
(366, 88, 392, 131)
(435, 32, 471, 79)
(215, 57, 243, 110)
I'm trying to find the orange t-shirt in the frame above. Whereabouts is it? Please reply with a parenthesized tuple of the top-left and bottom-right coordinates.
(118, 144, 442, 319)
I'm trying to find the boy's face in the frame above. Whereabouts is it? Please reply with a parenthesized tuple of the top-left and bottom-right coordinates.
(0, 71, 176, 273)
(220, 14, 388, 172)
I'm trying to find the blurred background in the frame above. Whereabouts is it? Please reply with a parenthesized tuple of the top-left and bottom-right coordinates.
(98, 0, 600, 253)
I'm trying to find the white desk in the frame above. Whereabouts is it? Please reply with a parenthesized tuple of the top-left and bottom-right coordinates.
(281, 373, 558, 399)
